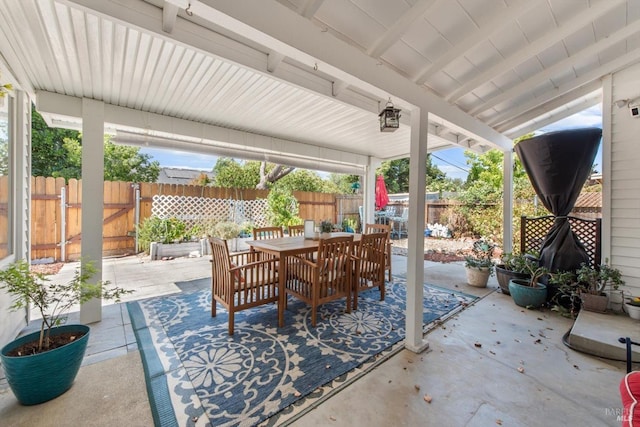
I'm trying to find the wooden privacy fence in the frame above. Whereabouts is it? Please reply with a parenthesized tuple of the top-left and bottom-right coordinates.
(30, 178, 360, 262)
(30, 177, 465, 262)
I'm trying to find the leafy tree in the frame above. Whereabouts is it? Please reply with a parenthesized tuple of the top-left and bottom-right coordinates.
(214, 158, 335, 192)
(31, 108, 159, 182)
(256, 163, 294, 189)
(377, 159, 409, 193)
(31, 107, 80, 177)
(377, 155, 448, 193)
(213, 158, 260, 189)
(48, 136, 160, 182)
(265, 187, 301, 226)
(325, 173, 359, 194)
(274, 169, 324, 192)
(450, 133, 544, 243)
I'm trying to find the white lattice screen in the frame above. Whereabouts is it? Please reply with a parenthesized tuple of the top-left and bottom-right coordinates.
(151, 195, 268, 229)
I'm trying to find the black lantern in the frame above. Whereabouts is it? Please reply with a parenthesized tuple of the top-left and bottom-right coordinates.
(378, 98, 401, 132)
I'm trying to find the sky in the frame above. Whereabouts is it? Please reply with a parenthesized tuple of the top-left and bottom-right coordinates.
(139, 105, 603, 181)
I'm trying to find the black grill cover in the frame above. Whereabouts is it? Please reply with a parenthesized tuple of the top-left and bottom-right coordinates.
(514, 128, 601, 273)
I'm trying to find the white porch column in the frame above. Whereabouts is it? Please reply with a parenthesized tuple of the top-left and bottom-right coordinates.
(14, 90, 31, 262)
(362, 158, 381, 228)
(601, 74, 612, 261)
(405, 108, 429, 353)
(80, 98, 105, 324)
(502, 149, 513, 253)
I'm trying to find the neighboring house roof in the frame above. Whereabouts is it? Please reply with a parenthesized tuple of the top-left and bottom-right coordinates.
(575, 192, 602, 209)
(157, 168, 215, 185)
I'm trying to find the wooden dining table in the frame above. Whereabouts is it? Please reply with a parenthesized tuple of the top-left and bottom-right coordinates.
(246, 232, 361, 327)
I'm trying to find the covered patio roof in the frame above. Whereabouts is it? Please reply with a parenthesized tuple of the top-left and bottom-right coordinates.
(2, 0, 635, 172)
(2, 0, 638, 352)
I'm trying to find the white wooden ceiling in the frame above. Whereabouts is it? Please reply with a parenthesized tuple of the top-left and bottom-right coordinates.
(0, 0, 638, 173)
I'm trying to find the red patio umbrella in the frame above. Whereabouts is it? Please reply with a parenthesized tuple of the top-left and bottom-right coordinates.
(375, 175, 389, 210)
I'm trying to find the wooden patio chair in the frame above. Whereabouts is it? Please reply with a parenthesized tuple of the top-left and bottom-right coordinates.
(353, 231, 387, 310)
(285, 235, 354, 326)
(364, 223, 392, 282)
(252, 226, 284, 240)
(287, 224, 305, 236)
(209, 237, 279, 335)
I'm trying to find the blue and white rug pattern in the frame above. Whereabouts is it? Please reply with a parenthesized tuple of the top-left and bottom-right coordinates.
(127, 277, 476, 427)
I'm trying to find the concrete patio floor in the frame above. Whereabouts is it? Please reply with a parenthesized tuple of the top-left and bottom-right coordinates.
(0, 251, 633, 426)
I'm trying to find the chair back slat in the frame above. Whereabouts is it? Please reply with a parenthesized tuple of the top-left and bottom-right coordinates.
(353, 231, 387, 310)
(252, 226, 284, 240)
(287, 224, 305, 236)
(364, 223, 392, 282)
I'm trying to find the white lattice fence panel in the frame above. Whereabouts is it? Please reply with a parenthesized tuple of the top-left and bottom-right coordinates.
(151, 195, 268, 228)
(237, 199, 269, 228)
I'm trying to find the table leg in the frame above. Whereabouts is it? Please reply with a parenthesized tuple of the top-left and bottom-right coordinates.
(278, 256, 286, 327)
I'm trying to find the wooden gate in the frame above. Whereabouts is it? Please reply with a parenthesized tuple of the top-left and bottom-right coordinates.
(31, 178, 136, 261)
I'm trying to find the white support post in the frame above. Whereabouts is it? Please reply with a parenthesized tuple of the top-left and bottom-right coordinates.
(405, 108, 429, 353)
(362, 161, 376, 229)
(80, 98, 105, 324)
(13, 90, 31, 263)
(503, 149, 513, 254)
(601, 74, 612, 262)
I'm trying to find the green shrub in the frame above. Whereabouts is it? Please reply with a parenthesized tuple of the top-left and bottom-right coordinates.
(212, 221, 242, 240)
(265, 188, 302, 227)
(137, 216, 187, 253)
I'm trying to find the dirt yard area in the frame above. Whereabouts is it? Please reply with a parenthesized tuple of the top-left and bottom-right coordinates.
(392, 237, 475, 263)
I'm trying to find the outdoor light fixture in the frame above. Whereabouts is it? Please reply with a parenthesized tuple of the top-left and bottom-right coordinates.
(378, 98, 401, 132)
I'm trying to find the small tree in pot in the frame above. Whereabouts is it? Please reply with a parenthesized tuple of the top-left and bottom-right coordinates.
(0, 260, 132, 404)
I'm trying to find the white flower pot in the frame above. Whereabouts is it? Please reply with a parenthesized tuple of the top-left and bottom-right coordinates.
(465, 266, 490, 288)
(624, 302, 640, 320)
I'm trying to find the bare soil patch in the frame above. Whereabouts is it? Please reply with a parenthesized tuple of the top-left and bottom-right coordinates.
(392, 237, 475, 263)
(30, 262, 65, 275)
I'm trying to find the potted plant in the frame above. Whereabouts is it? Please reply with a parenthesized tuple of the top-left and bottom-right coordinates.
(212, 221, 242, 251)
(0, 260, 132, 405)
(319, 219, 333, 238)
(342, 217, 357, 233)
(464, 238, 496, 288)
(495, 252, 534, 295)
(508, 256, 549, 309)
(575, 261, 624, 313)
(624, 296, 640, 320)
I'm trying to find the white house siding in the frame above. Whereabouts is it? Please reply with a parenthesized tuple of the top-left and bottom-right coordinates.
(0, 91, 31, 348)
(610, 63, 640, 296)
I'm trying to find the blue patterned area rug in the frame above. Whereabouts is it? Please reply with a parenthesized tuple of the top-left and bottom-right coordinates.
(127, 276, 476, 427)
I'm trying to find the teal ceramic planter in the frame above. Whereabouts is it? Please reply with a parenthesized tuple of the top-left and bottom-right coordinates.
(508, 279, 547, 309)
(0, 324, 90, 405)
